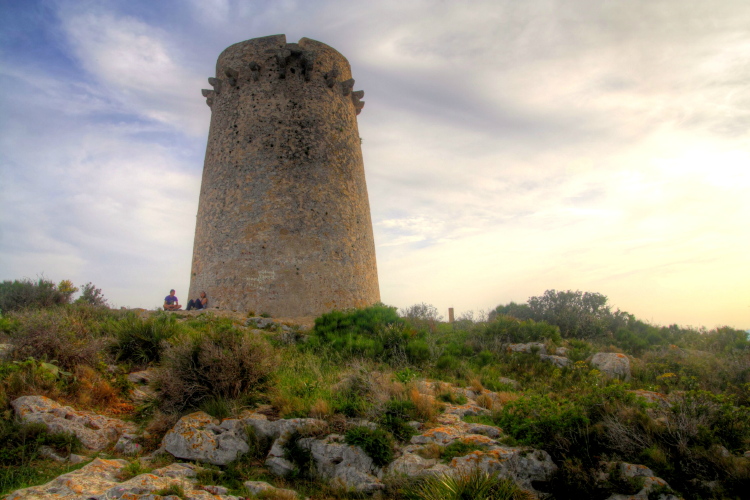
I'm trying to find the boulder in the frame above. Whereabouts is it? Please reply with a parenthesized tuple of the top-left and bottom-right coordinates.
(539, 354, 570, 368)
(12, 396, 136, 451)
(6, 458, 128, 499)
(114, 433, 143, 455)
(162, 411, 249, 465)
(244, 481, 298, 498)
(258, 417, 326, 476)
(497, 377, 520, 389)
(590, 352, 631, 380)
(605, 462, 680, 500)
(300, 434, 384, 492)
(449, 447, 557, 491)
(507, 343, 547, 354)
(127, 370, 154, 385)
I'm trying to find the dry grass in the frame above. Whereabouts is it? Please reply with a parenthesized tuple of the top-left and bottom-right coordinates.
(408, 387, 440, 422)
(494, 391, 520, 405)
(309, 398, 332, 419)
(469, 377, 484, 393)
(476, 393, 494, 410)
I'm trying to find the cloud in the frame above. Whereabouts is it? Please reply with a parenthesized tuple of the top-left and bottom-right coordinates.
(58, 8, 209, 135)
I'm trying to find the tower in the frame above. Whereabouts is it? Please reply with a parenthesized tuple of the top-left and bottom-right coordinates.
(188, 35, 380, 317)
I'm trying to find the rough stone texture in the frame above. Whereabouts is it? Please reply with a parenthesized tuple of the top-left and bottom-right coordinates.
(629, 389, 670, 408)
(8, 460, 247, 500)
(161, 411, 249, 465)
(300, 434, 384, 492)
(539, 354, 570, 368)
(244, 481, 298, 498)
(6, 458, 128, 500)
(590, 352, 632, 380)
(450, 448, 557, 491)
(605, 462, 681, 500)
(114, 433, 143, 455)
(507, 343, 547, 354)
(189, 34, 380, 317)
(11, 396, 135, 451)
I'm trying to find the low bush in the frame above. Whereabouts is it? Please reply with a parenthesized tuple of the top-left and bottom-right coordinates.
(6, 305, 113, 370)
(156, 329, 277, 413)
(379, 399, 418, 442)
(0, 278, 72, 313)
(344, 426, 394, 466)
(110, 311, 181, 365)
(483, 315, 562, 344)
(414, 469, 532, 500)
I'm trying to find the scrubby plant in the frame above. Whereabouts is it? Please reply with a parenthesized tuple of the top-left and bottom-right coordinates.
(75, 282, 108, 307)
(110, 311, 181, 365)
(0, 277, 72, 313)
(401, 302, 443, 333)
(156, 329, 277, 413)
(378, 399, 418, 442)
(482, 315, 561, 344)
(344, 426, 394, 466)
(414, 469, 532, 500)
(6, 305, 113, 370)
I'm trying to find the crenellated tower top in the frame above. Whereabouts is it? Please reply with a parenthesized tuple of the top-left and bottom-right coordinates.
(201, 35, 364, 115)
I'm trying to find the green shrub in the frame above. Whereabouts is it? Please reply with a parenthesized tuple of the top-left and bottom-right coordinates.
(153, 484, 185, 498)
(309, 304, 425, 366)
(379, 399, 418, 442)
(413, 469, 532, 500)
(156, 330, 277, 412)
(284, 431, 316, 478)
(400, 303, 443, 333)
(497, 394, 589, 450)
(110, 311, 181, 364)
(75, 282, 108, 307)
(344, 426, 394, 466)
(483, 315, 561, 344)
(0, 277, 72, 313)
(6, 305, 113, 370)
(0, 420, 81, 466)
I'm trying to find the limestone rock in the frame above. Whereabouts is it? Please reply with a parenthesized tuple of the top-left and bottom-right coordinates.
(604, 462, 681, 500)
(629, 390, 670, 408)
(6, 458, 246, 499)
(590, 352, 631, 380)
(507, 342, 547, 354)
(162, 411, 249, 465)
(300, 434, 384, 492)
(6, 457, 127, 499)
(127, 370, 154, 385)
(497, 377, 520, 389)
(244, 481, 298, 498)
(12, 396, 135, 451)
(539, 354, 570, 368)
(449, 447, 557, 491)
(114, 433, 143, 455)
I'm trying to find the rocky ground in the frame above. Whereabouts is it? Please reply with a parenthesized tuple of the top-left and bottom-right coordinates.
(5, 351, 681, 500)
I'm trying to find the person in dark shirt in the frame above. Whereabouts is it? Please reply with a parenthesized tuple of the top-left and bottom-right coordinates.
(187, 291, 208, 311)
(164, 289, 181, 311)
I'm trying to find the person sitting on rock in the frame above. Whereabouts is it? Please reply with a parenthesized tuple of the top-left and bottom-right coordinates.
(187, 291, 208, 310)
(163, 289, 181, 311)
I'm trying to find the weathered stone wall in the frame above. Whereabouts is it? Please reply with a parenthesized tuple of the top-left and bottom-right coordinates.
(188, 35, 380, 317)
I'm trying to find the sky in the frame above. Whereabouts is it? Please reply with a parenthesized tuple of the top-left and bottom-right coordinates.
(0, 0, 748, 329)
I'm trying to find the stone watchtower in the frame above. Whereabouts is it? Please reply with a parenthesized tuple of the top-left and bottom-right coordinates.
(188, 35, 380, 317)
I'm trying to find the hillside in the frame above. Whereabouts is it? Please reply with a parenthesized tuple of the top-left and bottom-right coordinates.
(0, 280, 748, 499)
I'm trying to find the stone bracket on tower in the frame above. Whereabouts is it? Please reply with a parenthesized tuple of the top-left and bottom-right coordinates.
(351, 90, 365, 115)
(341, 78, 355, 96)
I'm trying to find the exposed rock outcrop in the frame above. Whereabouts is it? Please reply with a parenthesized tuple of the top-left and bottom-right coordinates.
(11, 396, 135, 451)
(590, 352, 631, 380)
